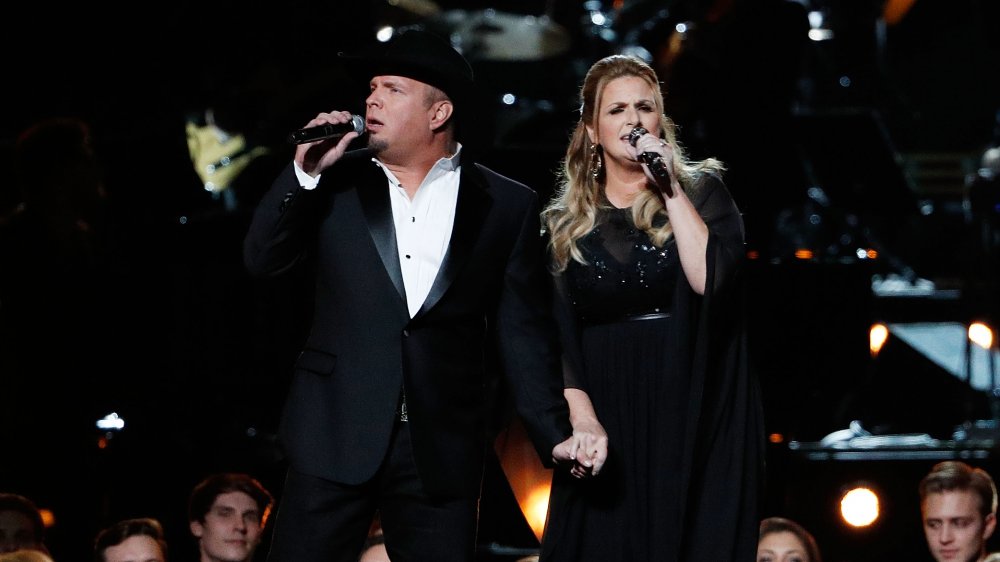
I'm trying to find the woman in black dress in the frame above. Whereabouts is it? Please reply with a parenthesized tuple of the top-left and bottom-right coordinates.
(539, 54, 764, 561)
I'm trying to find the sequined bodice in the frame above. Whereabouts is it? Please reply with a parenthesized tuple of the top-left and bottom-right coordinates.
(564, 206, 678, 323)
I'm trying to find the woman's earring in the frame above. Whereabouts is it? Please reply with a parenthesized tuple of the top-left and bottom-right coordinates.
(590, 144, 603, 181)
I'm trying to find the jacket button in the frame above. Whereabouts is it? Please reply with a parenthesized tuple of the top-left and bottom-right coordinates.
(402, 329, 410, 337)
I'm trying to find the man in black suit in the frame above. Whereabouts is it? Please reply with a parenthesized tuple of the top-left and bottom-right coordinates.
(244, 29, 605, 562)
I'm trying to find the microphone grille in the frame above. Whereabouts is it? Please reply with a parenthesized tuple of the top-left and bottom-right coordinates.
(351, 114, 366, 134)
(627, 127, 647, 147)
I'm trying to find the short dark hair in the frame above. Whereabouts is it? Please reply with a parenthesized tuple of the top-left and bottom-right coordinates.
(759, 516, 822, 562)
(187, 473, 274, 526)
(93, 518, 168, 562)
(0, 493, 45, 545)
(919, 460, 998, 518)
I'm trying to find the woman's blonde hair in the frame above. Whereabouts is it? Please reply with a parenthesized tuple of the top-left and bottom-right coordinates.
(543, 54, 724, 272)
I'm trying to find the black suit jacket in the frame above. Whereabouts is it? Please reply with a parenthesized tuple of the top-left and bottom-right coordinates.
(244, 149, 571, 497)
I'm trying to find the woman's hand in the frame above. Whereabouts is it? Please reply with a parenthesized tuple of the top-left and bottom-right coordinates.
(631, 131, 680, 198)
(568, 415, 609, 478)
(563, 388, 609, 478)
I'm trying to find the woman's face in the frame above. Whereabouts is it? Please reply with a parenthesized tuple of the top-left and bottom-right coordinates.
(587, 75, 660, 171)
(757, 530, 810, 562)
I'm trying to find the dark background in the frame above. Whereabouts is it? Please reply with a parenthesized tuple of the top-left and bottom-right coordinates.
(2, 1, 999, 561)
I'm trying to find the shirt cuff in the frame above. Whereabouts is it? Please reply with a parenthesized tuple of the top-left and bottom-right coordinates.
(293, 161, 321, 190)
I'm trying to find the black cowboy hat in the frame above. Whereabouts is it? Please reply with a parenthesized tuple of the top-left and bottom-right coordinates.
(338, 29, 474, 106)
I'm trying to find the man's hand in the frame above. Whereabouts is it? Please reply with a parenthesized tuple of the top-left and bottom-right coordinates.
(295, 110, 362, 177)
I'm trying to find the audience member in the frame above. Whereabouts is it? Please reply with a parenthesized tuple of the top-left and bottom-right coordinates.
(94, 518, 168, 562)
(0, 550, 54, 562)
(756, 517, 821, 562)
(0, 493, 47, 554)
(187, 473, 274, 562)
(919, 460, 998, 562)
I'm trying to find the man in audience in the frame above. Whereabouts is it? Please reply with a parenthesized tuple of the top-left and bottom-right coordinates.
(188, 473, 274, 562)
(0, 494, 47, 555)
(919, 460, 998, 562)
(94, 518, 168, 562)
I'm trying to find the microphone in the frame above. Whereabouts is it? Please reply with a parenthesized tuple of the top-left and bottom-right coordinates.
(287, 114, 366, 144)
(628, 126, 673, 197)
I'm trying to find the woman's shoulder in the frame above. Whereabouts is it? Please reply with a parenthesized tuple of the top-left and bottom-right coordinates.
(690, 166, 726, 189)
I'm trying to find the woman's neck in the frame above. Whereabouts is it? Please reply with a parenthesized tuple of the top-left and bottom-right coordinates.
(603, 172, 647, 209)
(602, 158, 648, 208)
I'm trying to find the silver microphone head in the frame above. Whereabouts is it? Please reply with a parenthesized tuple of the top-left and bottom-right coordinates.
(627, 126, 647, 147)
(350, 114, 366, 134)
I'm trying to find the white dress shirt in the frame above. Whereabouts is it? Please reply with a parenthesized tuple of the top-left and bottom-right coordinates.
(295, 146, 462, 318)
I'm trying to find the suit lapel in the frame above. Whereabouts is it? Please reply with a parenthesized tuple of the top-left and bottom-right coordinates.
(356, 162, 408, 308)
(414, 163, 491, 319)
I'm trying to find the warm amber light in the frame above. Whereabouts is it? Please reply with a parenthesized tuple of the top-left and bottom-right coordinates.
(866, 249, 878, 259)
(870, 323, 889, 357)
(768, 433, 784, 444)
(794, 249, 814, 260)
(969, 322, 994, 350)
(39, 509, 56, 528)
(524, 484, 552, 541)
(495, 417, 556, 543)
(841, 487, 879, 527)
(883, 0, 917, 25)
(747, 250, 760, 260)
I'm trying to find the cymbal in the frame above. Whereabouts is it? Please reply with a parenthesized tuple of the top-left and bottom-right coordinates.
(384, 0, 441, 18)
(430, 9, 572, 62)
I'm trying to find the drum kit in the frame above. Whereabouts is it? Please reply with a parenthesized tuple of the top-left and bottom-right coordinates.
(373, 0, 674, 148)
(379, 0, 574, 61)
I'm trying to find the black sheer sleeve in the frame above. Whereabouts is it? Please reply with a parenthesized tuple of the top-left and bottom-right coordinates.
(550, 270, 587, 391)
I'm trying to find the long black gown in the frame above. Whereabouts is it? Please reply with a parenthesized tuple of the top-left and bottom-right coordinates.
(540, 173, 764, 561)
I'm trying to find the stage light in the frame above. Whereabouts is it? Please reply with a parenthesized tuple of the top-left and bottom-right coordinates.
(495, 416, 556, 543)
(795, 249, 814, 260)
(96, 412, 124, 431)
(524, 483, 552, 541)
(376, 26, 394, 43)
(969, 322, 994, 350)
(40, 508, 55, 528)
(870, 323, 889, 357)
(806, 11, 834, 41)
(840, 486, 880, 527)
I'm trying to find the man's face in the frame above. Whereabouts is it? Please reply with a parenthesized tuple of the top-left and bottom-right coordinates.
(190, 491, 263, 562)
(923, 489, 996, 562)
(364, 75, 440, 161)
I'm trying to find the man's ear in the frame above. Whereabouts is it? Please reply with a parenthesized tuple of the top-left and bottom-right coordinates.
(190, 520, 205, 539)
(984, 511, 997, 540)
(429, 100, 454, 132)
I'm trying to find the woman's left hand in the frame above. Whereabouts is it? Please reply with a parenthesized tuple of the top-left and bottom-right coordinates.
(632, 133, 678, 198)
